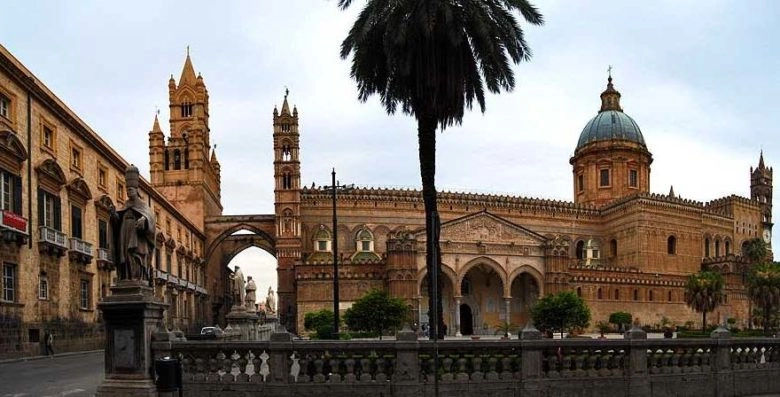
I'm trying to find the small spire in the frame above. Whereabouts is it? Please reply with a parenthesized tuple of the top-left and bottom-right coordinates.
(210, 144, 220, 164)
(151, 113, 162, 133)
(599, 66, 623, 113)
(669, 185, 675, 198)
(759, 150, 766, 170)
(281, 87, 291, 115)
(179, 47, 197, 86)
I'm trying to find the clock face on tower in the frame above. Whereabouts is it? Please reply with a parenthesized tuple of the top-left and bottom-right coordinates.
(763, 229, 772, 244)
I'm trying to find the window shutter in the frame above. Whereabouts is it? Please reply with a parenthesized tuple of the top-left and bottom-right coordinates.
(53, 196, 61, 231)
(12, 174, 22, 215)
(37, 188, 44, 227)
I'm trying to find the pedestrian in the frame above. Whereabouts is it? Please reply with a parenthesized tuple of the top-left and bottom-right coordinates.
(45, 332, 54, 356)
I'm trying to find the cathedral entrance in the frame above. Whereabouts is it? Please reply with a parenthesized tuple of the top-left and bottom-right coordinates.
(460, 304, 474, 335)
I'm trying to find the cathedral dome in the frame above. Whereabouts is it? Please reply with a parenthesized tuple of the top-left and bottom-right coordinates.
(575, 75, 646, 151)
(576, 110, 645, 150)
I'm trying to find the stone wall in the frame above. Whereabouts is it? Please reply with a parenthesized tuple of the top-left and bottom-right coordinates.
(151, 328, 780, 397)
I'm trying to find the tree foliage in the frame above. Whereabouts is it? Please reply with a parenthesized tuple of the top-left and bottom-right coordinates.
(608, 311, 632, 331)
(344, 289, 408, 339)
(303, 309, 335, 339)
(338, 0, 543, 339)
(684, 271, 725, 333)
(531, 291, 591, 336)
(743, 238, 768, 264)
(747, 262, 780, 335)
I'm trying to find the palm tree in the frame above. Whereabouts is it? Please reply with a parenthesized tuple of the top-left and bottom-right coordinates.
(338, 0, 543, 339)
(747, 262, 780, 336)
(742, 237, 768, 328)
(684, 271, 725, 333)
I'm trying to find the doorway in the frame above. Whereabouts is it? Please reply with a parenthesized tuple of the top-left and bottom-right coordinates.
(460, 304, 474, 335)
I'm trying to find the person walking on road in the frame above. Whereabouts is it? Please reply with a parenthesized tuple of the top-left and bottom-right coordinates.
(45, 332, 54, 356)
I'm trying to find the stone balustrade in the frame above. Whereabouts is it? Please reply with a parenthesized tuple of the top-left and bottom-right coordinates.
(150, 327, 780, 397)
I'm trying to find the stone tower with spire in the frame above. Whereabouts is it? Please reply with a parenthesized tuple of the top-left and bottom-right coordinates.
(751, 151, 773, 246)
(272, 90, 302, 326)
(148, 49, 223, 230)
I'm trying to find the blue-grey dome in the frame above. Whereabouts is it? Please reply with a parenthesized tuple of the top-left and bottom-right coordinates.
(576, 110, 646, 150)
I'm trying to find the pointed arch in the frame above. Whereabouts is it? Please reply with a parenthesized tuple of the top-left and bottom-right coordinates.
(507, 265, 545, 297)
(416, 265, 457, 294)
(205, 222, 277, 260)
(458, 256, 507, 295)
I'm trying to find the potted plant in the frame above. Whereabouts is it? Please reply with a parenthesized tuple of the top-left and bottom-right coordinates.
(494, 321, 519, 339)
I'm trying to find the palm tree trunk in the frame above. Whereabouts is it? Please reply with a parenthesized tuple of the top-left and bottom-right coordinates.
(418, 114, 443, 340)
(702, 312, 707, 334)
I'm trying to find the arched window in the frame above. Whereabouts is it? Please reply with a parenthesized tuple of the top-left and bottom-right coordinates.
(575, 240, 585, 260)
(282, 209, 294, 235)
(355, 228, 374, 252)
(725, 240, 731, 255)
(184, 148, 189, 169)
(313, 225, 332, 252)
(668, 290, 672, 302)
(181, 101, 193, 117)
(649, 290, 654, 301)
(614, 289, 620, 300)
(282, 172, 291, 189)
(576, 287, 582, 297)
(610, 239, 617, 257)
(715, 240, 721, 257)
(164, 150, 170, 170)
(633, 289, 639, 301)
(704, 238, 710, 257)
(667, 236, 677, 255)
(597, 288, 602, 299)
(173, 149, 181, 170)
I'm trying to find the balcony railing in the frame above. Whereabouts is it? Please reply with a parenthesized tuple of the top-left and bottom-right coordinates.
(39, 226, 68, 249)
(97, 247, 112, 262)
(70, 238, 94, 256)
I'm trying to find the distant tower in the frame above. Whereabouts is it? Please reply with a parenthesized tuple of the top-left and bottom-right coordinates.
(570, 73, 653, 206)
(751, 151, 773, 245)
(272, 89, 302, 330)
(148, 49, 222, 230)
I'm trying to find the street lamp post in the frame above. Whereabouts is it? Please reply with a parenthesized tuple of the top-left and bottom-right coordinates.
(325, 168, 353, 338)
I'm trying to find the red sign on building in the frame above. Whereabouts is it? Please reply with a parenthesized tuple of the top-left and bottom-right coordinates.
(1, 210, 28, 234)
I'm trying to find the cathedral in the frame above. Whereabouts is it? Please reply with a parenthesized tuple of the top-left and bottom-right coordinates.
(277, 75, 773, 334)
(0, 45, 773, 359)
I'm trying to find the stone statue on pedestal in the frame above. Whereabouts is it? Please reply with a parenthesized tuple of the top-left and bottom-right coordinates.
(245, 276, 257, 312)
(110, 165, 156, 283)
(265, 286, 276, 315)
(232, 266, 246, 308)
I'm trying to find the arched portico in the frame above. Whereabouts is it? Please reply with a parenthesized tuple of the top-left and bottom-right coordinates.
(455, 258, 506, 336)
(204, 215, 279, 326)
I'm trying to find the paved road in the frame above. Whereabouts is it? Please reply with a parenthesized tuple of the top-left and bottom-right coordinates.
(0, 351, 103, 397)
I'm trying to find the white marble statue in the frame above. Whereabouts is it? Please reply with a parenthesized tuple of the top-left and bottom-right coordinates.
(232, 266, 246, 307)
(265, 286, 276, 314)
(245, 276, 257, 312)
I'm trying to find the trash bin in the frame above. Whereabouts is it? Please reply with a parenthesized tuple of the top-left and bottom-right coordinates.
(155, 356, 181, 392)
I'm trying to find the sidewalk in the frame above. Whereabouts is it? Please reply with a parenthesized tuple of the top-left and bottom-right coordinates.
(0, 349, 103, 365)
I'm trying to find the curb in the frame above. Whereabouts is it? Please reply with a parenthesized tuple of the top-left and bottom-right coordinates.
(0, 349, 103, 365)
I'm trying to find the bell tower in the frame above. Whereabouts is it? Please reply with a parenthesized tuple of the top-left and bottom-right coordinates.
(751, 151, 773, 245)
(272, 90, 302, 330)
(148, 49, 222, 230)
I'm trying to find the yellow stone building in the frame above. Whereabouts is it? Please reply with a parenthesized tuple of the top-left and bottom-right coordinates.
(0, 46, 212, 358)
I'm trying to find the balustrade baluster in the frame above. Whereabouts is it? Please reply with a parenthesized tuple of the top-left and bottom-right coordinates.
(359, 357, 372, 381)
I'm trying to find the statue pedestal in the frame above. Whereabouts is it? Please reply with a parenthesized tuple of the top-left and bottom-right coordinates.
(226, 305, 259, 340)
(96, 281, 167, 397)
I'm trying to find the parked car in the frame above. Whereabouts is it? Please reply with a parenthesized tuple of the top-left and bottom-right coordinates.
(200, 326, 224, 337)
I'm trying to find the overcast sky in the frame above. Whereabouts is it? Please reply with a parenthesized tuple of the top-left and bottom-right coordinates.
(3, 1, 779, 305)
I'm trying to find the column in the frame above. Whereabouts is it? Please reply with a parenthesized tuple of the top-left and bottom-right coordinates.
(454, 297, 462, 337)
(504, 297, 511, 326)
